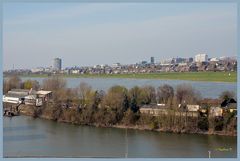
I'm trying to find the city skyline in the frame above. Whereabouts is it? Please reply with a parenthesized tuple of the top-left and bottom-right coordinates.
(3, 3, 237, 70)
(5, 53, 237, 71)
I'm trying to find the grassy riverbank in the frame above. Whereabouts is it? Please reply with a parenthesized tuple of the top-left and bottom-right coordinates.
(15, 71, 237, 82)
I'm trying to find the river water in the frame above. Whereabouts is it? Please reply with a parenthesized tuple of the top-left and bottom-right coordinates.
(20, 77, 237, 99)
(3, 116, 237, 158)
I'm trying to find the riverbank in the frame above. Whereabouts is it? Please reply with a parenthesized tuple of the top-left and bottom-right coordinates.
(8, 71, 237, 82)
(17, 105, 237, 137)
(112, 125, 236, 137)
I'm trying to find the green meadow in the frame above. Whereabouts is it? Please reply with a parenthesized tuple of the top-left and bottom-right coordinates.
(18, 71, 237, 83)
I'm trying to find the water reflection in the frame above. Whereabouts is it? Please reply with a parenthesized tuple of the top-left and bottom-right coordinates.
(4, 126, 36, 132)
(3, 116, 237, 158)
(20, 77, 237, 98)
(4, 134, 46, 142)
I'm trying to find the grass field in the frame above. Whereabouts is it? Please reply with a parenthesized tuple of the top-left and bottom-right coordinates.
(17, 71, 237, 83)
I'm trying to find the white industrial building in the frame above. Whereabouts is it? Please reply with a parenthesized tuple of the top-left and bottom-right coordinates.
(3, 89, 52, 107)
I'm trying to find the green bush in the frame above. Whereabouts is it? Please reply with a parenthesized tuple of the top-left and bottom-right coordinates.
(197, 117, 208, 131)
(214, 117, 224, 131)
(149, 119, 159, 130)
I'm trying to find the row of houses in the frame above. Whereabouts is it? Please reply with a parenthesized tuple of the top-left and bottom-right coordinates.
(140, 104, 200, 117)
(140, 98, 237, 118)
(3, 89, 52, 107)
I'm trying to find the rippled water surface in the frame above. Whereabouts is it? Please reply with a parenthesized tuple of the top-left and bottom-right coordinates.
(21, 77, 237, 98)
(3, 116, 237, 158)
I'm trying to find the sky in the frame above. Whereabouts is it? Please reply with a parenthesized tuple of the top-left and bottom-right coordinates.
(3, 2, 237, 70)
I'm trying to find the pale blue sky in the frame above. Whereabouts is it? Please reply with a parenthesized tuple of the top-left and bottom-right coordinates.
(3, 2, 237, 70)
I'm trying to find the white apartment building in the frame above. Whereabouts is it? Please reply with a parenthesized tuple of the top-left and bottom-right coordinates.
(195, 54, 208, 62)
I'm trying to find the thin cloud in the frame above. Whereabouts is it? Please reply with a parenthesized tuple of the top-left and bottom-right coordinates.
(3, 3, 237, 69)
(4, 3, 135, 26)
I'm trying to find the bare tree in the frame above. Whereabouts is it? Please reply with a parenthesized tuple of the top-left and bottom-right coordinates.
(42, 76, 66, 91)
(176, 84, 201, 104)
(76, 82, 94, 109)
(42, 77, 67, 103)
(102, 85, 128, 111)
(219, 91, 235, 100)
(3, 75, 22, 94)
(140, 85, 156, 105)
(156, 84, 174, 105)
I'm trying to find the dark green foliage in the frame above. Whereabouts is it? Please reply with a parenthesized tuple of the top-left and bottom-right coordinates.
(197, 117, 209, 131)
(122, 93, 129, 112)
(214, 117, 224, 131)
(130, 96, 139, 113)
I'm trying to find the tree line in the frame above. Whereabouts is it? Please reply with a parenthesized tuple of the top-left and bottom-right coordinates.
(3, 75, 237, 135)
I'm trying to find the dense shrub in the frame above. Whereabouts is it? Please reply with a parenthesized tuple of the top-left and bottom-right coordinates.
(214, 117, 224, 131)
(197, 117, 209, 131)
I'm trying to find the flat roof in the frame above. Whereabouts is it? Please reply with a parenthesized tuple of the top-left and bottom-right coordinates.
(140, 105, 168, 109)
(10, 89, 30, 92)
(36, 90, 52, 95)
(25, 95, 37, 99)
(4, 93, 27, 98)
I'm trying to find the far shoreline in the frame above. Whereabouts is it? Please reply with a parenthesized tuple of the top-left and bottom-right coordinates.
(4, 71, 237, 83)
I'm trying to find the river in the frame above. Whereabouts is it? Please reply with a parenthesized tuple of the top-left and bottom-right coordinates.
(3, 116, 237, 158)
(20, 77, 237, 99)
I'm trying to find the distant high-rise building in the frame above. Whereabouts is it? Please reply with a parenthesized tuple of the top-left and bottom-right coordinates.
(53, 58, 62, 71)
(173, 57, 185, 64)
(188, 57, 194, 63)
(150, 57, 154, 64)
(195, 54, 208, 63)
(141, 61, 148, 65)
(161, 58, 173, 65)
